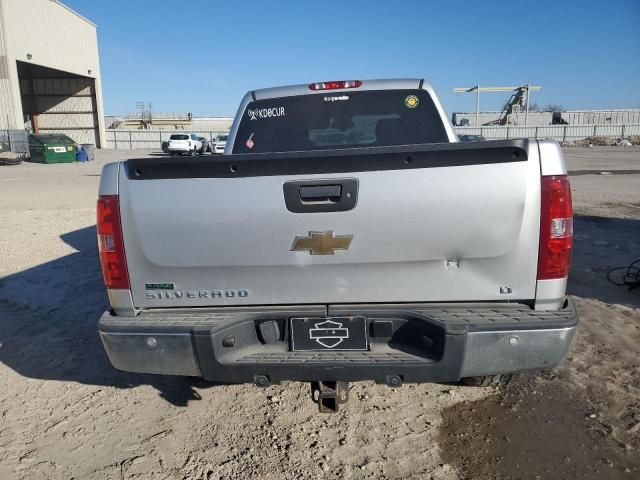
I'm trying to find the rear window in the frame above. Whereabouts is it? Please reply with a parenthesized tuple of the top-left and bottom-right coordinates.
(218, 135, 228, 141)
(232, 89, 448, 154)
(170, 134, 189, 140)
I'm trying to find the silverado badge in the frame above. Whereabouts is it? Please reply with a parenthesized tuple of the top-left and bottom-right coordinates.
(291, 231, 353, 255)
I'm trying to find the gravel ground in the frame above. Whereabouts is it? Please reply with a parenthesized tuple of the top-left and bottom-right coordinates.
(564, 146, 640, 219)
(0, 147, 639, 479)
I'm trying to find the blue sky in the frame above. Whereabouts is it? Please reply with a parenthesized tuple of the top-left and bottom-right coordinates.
(64, 0, 640, 116)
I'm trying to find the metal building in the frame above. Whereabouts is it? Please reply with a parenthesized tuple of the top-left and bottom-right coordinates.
(0, 0, 105, 147)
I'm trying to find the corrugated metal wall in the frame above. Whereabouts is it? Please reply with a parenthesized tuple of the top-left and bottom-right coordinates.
(1, 0, 99, 78)
(20, 75, 99, 144)
(0, 1, 17, 130)
(455, 123, 640, 141)
(562, 110, 640, 124)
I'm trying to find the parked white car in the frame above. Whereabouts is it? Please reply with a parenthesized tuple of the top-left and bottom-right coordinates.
(167, 133, 202, 156)
(212, 134, 228, 154)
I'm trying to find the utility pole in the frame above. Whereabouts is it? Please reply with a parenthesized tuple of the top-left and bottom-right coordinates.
(475, 85, 480, 127)
(525, 84, 530, 126)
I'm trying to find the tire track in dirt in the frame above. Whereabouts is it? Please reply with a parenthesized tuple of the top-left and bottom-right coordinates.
(438, 298, 640, 480)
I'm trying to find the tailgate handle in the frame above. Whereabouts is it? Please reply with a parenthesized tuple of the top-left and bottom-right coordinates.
(283, 179, 358, 213)
(299, 185, 342, 203)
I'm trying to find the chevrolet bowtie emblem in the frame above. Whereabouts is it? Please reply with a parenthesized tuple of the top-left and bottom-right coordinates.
(291, 231, 353, 255)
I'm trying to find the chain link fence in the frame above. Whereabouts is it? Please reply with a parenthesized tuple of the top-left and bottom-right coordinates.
(105, 130, 230, 149)
(0, 130, 29, 154)
(454, 123, 640, 142)
(103, 124, 640, 150)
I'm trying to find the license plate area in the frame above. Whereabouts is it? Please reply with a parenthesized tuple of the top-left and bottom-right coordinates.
(290, 316, 368, 351)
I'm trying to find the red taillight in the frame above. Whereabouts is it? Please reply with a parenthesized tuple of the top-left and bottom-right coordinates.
(308, 80, 362, 91)
(537, 175, 573, 280)
(97, 195, 130, 289)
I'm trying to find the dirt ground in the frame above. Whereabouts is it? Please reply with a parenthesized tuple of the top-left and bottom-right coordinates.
(0, 146, 639, 479)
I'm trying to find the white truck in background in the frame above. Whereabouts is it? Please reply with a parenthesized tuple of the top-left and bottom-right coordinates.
(97, 78, 577, 412)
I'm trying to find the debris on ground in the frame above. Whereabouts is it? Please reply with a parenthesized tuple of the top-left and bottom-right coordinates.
(564, 136, 640, 147)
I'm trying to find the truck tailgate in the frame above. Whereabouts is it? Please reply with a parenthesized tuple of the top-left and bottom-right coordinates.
(119, 140, 541, 308)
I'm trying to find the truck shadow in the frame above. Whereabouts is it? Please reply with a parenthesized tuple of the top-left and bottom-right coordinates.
(570, 215, 640, 308)
(0, 225, 215, 406)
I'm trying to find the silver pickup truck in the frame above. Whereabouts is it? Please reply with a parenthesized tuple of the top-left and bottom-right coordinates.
(97, 78, 577, 411)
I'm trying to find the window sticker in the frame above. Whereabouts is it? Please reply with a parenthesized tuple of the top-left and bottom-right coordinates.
(247, 106, 285, 120)
(323, 95, 350, 102)
(246, 133, 255, 149)
(404, 95, 419, 109)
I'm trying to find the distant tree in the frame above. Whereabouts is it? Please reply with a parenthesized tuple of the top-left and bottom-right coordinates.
(544, 104, 565, 112)
(523, 102, 565, 112)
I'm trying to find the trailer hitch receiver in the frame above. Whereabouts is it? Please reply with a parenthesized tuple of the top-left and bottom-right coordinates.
(311, 381, 349, 413)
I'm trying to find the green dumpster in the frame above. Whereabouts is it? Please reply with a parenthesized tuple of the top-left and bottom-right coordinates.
(28, 134, 76, 163)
